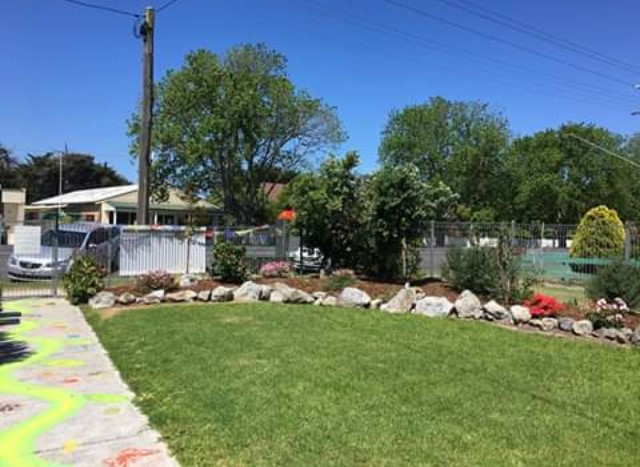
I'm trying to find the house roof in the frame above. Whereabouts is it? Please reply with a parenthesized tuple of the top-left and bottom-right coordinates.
(261, 182, 287, 203)
(31, 184, 221, 211)
(32, 185, 138, 206)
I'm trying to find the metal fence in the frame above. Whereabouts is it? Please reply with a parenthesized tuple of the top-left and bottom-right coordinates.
(0, 221, 298, 299)
(2, 219, 638, 299)
(420, 221, 640, 283)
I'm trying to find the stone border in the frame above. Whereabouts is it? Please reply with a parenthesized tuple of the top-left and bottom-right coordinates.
(89, 282, 640, 347)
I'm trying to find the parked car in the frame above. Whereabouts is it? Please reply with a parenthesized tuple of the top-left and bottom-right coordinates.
(7, 223, 120, 281)
(289, 247, 323, 272)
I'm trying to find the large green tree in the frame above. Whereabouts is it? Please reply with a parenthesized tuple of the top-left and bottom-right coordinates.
(506, 123, 636, 223)
(17, 153, 128, 203)
(287, 151, 365, 268)
(364, 164, 458, 279)
(0, 145, 21, 189)
(129, 44, 345, 224)
(379, 97, 510, 219)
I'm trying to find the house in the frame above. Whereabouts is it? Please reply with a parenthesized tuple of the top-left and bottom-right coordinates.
(1, 188, 26, 244)
(26, 185, 222, 226)
(261, 182, 287, 203)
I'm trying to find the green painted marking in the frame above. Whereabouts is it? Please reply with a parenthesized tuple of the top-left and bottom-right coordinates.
(0, 301, 85, 467)
(85, 394, 129, 404)
(0, 300, 134, 467)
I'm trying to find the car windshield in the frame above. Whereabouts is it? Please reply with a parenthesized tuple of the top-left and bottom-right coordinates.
(41, 230, 86, 248)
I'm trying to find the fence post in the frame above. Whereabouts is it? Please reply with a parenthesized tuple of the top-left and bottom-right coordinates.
(51, 217, 59, 297)
(624, 222, 632, 262)
(429, 221, 435, 278)
(106, 231, 112, 289)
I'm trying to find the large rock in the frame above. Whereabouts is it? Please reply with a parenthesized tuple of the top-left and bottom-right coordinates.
(413, 296, 453, 318)
(233, 281, 271, 302)
(338, 287, 371, 308)
(313, 291, 328, 300)
(540, 317, 558, 332)
(454, 290, 483, 319)
(572, 320, 594, 336)
(210, 286, 235, 302)
(117, 292, 137, 306)
(370, 299, 383, 310)
(321, 296, 338, 307)
(89, 291, 116, 310)
(594, 327, 625, 342)
(630, 327, 640, 346)
(509, 305, 531, 324)
(142, 289, 165, 305)
(483, 300, 509, 321)
(196, 290, 211, 301)
(558, 317, 575, 332)
(179, 273, 199, 288)
(381, 288, 416, 314)
(269, 283, 314, 304)
(166, 290, 197, 302)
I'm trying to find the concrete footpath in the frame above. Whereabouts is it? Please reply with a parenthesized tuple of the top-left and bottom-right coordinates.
(0, 298, 179, 467)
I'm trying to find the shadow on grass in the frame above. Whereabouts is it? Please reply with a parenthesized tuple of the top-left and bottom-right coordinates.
(0, 331, 32, 365)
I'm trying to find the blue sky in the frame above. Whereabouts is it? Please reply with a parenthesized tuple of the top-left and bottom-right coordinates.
(2, 0, 639, 180)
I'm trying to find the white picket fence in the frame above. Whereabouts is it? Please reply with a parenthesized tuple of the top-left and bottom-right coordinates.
(118, 227, 207, 276)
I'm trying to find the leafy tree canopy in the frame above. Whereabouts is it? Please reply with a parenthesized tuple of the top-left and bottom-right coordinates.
(506, 123, 635, 223)
(129, 44, 346, 225)
(378, 97, 510, 219)
(287, 151, 365, 268)
(17, 153, 128, 204)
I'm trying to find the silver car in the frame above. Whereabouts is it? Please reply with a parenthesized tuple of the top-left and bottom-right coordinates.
(7, 223, 120, 281)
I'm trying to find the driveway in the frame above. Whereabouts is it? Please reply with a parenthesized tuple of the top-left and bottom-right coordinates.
(0, 298, 179, 466)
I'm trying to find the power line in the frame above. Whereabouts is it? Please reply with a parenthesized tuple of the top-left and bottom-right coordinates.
(58, 0, 139, 18)
(156, 0, 180, 13)
(381, 0, 633, 87)
(566, 134, 640, 170)
(436, 0, 640, 76)
(299, 0, 636, 109)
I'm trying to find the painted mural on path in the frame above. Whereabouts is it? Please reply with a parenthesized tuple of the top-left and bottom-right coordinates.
(0, 299, 178, 467)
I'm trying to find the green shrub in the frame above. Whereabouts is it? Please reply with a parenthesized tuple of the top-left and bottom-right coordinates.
(570, 206, 625, 259)
(586, 261, 640, 309)
(323, 269, 357, 291)
(443, 232, 535, 304)
(63, 255, 106, 305)
(443, 246, 497, 295)
(212, 240, 249, 283)
(135, 270, 177, 293)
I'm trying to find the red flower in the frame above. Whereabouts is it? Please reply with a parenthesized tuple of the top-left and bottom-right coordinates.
(523, 293, 564, 317)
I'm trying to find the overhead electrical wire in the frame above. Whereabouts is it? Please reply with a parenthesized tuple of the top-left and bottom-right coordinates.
(566, 134, 640, 170)
(299, 0, 636, 110)
(156, 0, 180, 14)
(58, 0, 139, 18)
(381, 0, 634, 87)
(434, 0, 640, 76)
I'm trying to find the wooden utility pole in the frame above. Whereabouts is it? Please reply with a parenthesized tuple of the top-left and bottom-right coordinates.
(137, 6, 155, 225)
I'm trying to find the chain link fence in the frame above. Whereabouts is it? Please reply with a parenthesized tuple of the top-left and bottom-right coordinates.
(420, 221, 640, 283)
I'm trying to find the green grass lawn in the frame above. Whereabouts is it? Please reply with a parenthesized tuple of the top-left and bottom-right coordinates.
(86, 303, 640, 466)
(534, 282, 588, 307)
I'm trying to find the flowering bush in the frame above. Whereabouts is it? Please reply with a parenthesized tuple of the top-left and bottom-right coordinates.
(588, 297, 628, 329)
(260, 261, 291, 278)
(523, 293, 564, 317)
(136, 270, 178, 293)
(595, 297, 629, 313)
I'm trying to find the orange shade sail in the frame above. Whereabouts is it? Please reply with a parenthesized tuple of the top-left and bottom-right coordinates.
(277, 208, 296, 221)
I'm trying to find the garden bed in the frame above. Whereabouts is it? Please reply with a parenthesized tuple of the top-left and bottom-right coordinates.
(104, 276, 639, 330)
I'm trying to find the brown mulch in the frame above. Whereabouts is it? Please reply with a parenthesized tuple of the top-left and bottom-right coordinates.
(104, 275, 640, 329)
